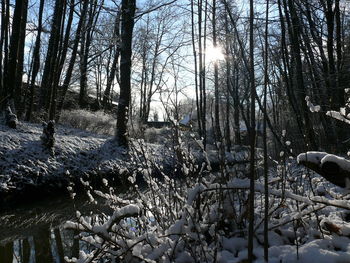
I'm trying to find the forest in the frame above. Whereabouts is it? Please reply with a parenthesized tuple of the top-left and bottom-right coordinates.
(1, 0, 350, 262)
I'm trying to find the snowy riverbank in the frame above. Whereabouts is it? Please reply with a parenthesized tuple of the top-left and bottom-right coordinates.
(0, 120, 143, 207)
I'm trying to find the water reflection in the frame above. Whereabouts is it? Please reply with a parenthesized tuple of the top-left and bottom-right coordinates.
(0, 242, 13, 263)
(0, 196, 112, 262)
(0, 227, 80, 263)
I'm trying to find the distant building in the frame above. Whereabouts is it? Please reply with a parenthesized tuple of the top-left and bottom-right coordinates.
(179, 114, 193, 130)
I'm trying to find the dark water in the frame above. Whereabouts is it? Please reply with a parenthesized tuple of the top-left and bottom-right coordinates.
(0, 195, 112, 263)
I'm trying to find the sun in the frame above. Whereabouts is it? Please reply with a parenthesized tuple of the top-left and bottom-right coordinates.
(205, 44, 225, 64)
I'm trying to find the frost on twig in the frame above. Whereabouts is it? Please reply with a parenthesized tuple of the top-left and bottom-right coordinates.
(324, 89, 350, 124)
(305, 96, 321, 113)
(326, 110, 350, 125)
(210, 178, 350, 210)
(64, 204, 141, 262)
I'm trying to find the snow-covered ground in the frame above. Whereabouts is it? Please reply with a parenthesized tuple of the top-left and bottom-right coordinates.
(63, 152, 350, 262)
(2, 120, 350, 262)
(0, 120, 136, 205)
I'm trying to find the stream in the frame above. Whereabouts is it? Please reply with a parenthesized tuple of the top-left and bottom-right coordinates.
(0, 149, 252, 262)
(0, 194, 113, 263)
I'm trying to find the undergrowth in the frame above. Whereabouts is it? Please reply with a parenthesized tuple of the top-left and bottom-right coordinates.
(59, 110, 116, 135)
(63, 126, 350, 263)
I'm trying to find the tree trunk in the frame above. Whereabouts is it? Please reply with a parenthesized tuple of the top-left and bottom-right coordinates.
(198, 0, 207, 148)
(25, 0, 45, 121)
(56, 0, 90, 121)
(286, 0, 317, 150)
(263, 1, 269, 260)
(39, 0, 65, 117)
(224, 13, 231, 152)
(233, 62, 241, 145)
(79, 0, 103, 108)
(0, 242, 13, 263)
(0, 0, 10, 99)
(22, 238, 30, 263)
(54, 228, 65, 263)
(213, 0, 222, 143)
(278, 0, 305, 144)
(115, 0, 136, 147)
(34, 228, 53, 262)
(248, 0, 256, 260)
(3, 0, 28, 110)
(191, 0, 202, 137)
(103, 10, 121, 110)
(14, 0, 28, 117)
(48, 0, 75, 120)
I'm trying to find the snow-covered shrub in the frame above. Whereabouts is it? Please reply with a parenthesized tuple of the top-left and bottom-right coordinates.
(64, 123, 350, 262)
(64, 128, 254, 262)
(59, 109, 116, 135)
(143, 127, 172, 144)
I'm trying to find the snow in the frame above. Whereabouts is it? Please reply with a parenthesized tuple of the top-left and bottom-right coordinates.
(3, 118, 350, 262)
(0, 120, 174, 203)
(187, 183, 206, 205)
(320, 154, 350, 172)
(297, 151, 328, 165)
(305, 96, 321, 113)
(326, 111, 350, 125)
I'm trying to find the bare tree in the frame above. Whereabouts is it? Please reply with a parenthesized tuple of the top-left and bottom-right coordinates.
(115, 0, 136, 147)
(212, 0, 222, 143)
(56, 0, 90, 121)
(103, 9, 121, 110)
(263, 1, 269, 260)
(25, 0, 45, 121)
(38, 0, 65, 118)
(248, 0, 256, 260)
(3, 0, 28, 113)
(0, 0, 10, 99)
(79, 0, 104, 108)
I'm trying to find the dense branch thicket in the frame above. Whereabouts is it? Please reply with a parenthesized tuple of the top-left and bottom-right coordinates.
(1, 0, 350, 261)
(0, 0, 348, 154)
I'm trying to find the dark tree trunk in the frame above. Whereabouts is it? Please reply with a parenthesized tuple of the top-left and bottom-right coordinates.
(22, 238, 31, 263)
(115, 0, 136, 147)
(212, 0, 222, 143)
(0, 0, 10, 99)
(286, 0, 317, 150)
(34, 228, 53, 262)
(248, 0, 256, 260)
(56, 0, 90, 121)
(191, 0, 201, 137)
(39, 0, 65, 118)
(49, 0, 75, 120)
(278, 0, 305, 142)
(324, 0, 342, 109)
(25, 0, 45, 121)
(224, 11, 231, 152)
(233, 62, 241, 145)
(79, 0, 103, 108)
(335, 0, 342, 72)
(263, 1, 269, 260)
(0, 242, 13, 263)
(15, 0, 28, 116)
(198, 0, 207, 148)
(54, 228, 65, 263)
(103, 10, 121, 110)
(3, 0, 28, 110)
